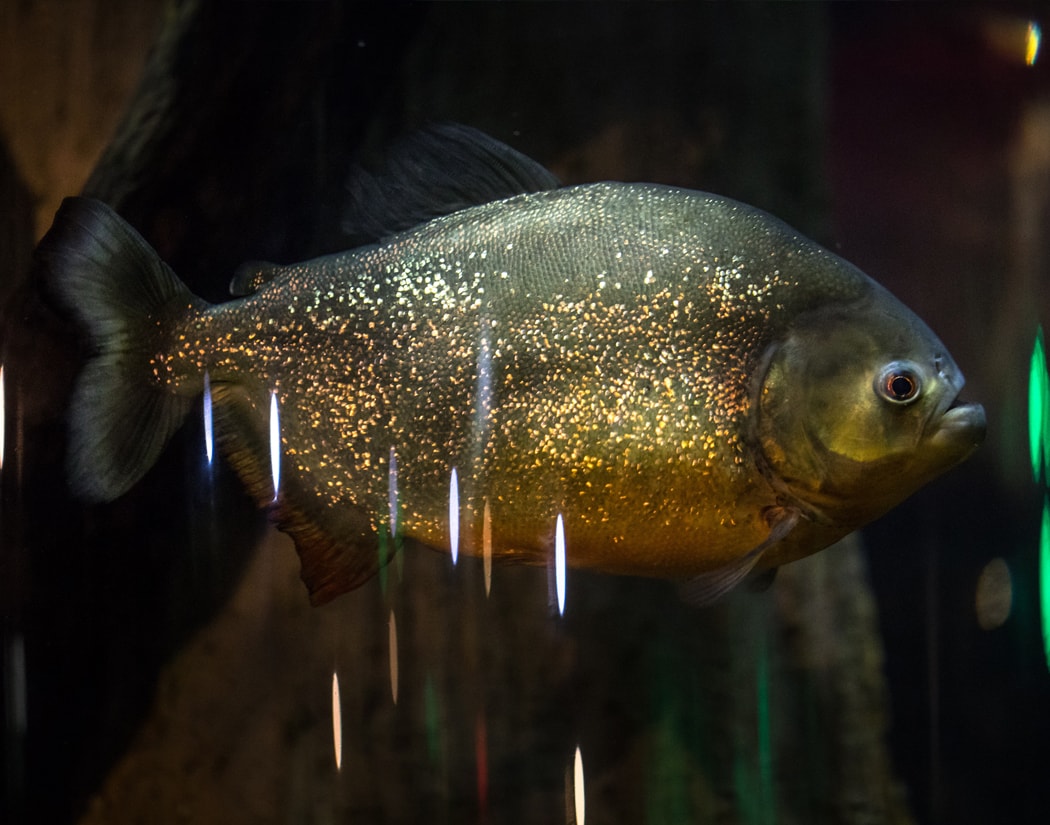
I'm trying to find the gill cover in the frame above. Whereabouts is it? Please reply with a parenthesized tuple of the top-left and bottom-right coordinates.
(753, 293, 968, 523)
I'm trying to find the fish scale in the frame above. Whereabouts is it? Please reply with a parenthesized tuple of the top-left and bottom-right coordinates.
(39, 127, 985, 606)
(164, 185, 857, 573)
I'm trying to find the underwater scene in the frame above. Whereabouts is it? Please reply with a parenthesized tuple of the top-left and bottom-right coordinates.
(1, 3, 1048, 823)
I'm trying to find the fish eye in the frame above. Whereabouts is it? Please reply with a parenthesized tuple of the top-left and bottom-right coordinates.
(875, 362, 922, 405)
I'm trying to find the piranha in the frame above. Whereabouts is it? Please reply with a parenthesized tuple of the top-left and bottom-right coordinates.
(39, 125, 986, 606)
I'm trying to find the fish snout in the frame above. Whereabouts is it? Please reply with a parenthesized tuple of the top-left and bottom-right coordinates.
(930, 397, 987, 455)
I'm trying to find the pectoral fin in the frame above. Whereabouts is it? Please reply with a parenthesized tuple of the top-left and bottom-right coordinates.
(679, 506, 799, 607)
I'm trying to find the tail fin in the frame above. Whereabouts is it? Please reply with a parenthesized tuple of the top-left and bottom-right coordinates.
(38, 197, 201, 501)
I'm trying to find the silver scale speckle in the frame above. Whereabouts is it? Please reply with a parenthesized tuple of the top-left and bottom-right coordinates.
(156, 182, 868, 576)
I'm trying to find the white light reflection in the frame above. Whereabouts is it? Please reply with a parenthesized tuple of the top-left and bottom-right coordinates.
(388, 446, 399, 537)
(389, 610, 399, 704)
(202, 370, 214, 465)
(555, 514, 567, 616)
(269, 390, 280, 500)
(0, 365, 6, 473)
(976, 557, 1013, 630)
(331, 671, 342, 771)
(483, 499, 493, 597)
(475, 711, 489, 814)
(449, 467, 460, 565)
(476, 318, 493, 421)
(6, 635, 26, 735)
(574, 745, 586, 825)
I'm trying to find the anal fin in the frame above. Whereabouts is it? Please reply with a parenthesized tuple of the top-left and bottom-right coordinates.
(209, 383, 383, 605)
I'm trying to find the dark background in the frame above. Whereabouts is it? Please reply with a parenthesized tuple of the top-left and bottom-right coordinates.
(2, 3, 1048, 823)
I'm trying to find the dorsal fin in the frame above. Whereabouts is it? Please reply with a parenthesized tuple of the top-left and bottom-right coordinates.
(343, 123, 559, 241)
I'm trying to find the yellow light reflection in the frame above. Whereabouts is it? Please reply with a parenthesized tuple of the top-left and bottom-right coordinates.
(574, 745, 586, 825)
(975, 557, 1012, 630)
(389, 609, 399, 704)
(1028, 22, 1042, 66)
(331, 671, 343, 771)
(449, 467, 460, 565)
(983, 15, 1042, 65)
(483, 499, 493, 597)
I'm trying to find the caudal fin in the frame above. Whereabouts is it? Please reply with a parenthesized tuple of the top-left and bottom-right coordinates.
(38, 197, 201, 501)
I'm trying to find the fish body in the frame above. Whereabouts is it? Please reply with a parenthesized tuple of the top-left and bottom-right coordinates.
(39, 128, 985, 605)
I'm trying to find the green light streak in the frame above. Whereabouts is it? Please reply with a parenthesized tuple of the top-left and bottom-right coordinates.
(644, 653, 690, 824)
(377, 527, 390, 596)
(756, 636, 773, 824)
(1041, 498, 1050, 672)
(732, 610, 776, 825)
(424, 673, 441, 765)
(376, 528, 404, 599)
(1029, 327, 1048, 483)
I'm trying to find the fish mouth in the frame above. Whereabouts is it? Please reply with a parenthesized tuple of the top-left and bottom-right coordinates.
(929, 395, 986, 454)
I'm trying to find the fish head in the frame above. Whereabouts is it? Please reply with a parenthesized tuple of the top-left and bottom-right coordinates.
(752, 282, 986, 527)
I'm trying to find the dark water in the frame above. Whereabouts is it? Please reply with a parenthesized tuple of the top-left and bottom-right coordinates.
(1, 3, 1048, 823)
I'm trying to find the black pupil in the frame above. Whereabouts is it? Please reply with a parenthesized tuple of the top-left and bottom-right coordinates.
(888, 373, 915, 399)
